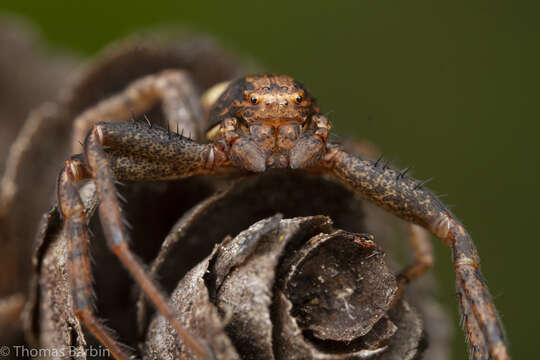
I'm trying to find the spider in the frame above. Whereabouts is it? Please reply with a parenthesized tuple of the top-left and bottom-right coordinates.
(56, 71, 509, 360)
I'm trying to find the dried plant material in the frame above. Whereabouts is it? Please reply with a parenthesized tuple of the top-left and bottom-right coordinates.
(0, 15, 79, 353)
(135, 180, 239, 335)
(0, 293, 26, 345)
(146, 214, 426, 359)
(0, 15, 77, 172)
(38, 220, 88, 360)
(210, 215, 300, 359)
(279, 231, 396, 341)
(144, 254, 240, 360)
(0, 16, 78, 300)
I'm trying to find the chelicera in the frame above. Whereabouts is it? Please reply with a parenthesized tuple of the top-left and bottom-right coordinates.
(56, 72, 509, 359)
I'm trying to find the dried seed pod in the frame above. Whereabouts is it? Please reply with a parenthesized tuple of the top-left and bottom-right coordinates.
(146, 214, 425, 359)
(0, 15, 78, 299)
(0, 16, 79, 351)
(144, 254, 240, 360)
(278, 230, 395, 341)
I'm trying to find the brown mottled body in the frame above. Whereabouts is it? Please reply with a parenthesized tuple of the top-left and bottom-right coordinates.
(56, 73, 509, 360)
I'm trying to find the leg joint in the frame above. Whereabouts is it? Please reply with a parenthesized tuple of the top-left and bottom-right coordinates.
(454, 255, 479, 269)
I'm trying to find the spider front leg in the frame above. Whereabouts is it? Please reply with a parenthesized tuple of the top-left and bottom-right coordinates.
(58, 157, 131, 359)
(323, 146, 509, 360)
(57, 121, 226, 359)
(71, 69, 203, 152)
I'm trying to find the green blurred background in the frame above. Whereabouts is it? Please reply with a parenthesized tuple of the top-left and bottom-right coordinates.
(1, 1, 537, 358)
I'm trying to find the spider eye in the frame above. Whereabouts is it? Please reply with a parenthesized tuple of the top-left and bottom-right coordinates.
(250, 96, 260, 105)
(295, 94, 304, 104)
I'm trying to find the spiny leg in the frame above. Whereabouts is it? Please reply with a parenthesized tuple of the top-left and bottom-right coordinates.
(58, 157, 132, 360)
(459, 278, 490, 359)
(339, 139, 435, 303)
(393, 224, 435, 305)
(71, 69, 203, 152)
(85, 122, 219, 358)
(58, 122, 225, 359)
(324, 146, 508, 360)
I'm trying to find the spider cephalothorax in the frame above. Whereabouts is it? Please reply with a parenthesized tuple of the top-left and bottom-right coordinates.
(52, 70, 509, 360)
(207, 74, 329, 170)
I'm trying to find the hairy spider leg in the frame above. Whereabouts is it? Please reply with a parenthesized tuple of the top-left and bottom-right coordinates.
(57, 121, 224, 360)
(338, 141, 436, 307)
(389, 223, 487, 359)
(324, 146, 508, 360)
(58, 157, 133, 360)
(71, 70, 203, 152)
(456, 267, 490, 359)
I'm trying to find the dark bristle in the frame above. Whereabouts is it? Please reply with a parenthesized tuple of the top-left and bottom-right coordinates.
(374, 155, 383, 168)
(397, 166, 411, 179)
(143, 114, 152, 128)
(413, 177, 434, 190)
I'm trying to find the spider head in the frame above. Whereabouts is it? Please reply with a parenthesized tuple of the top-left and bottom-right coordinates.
(234, 74, 317, 125)
(207, 74, 327, 171)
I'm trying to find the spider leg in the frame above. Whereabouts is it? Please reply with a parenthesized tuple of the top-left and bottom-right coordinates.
(58, 157, 132, 360)
(71, 69, 203, 152)
(338, 139, 435, 303)
(323, 146, 509, 360)
(58, 122, 226, 359)
(392, 224, 435, 304)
